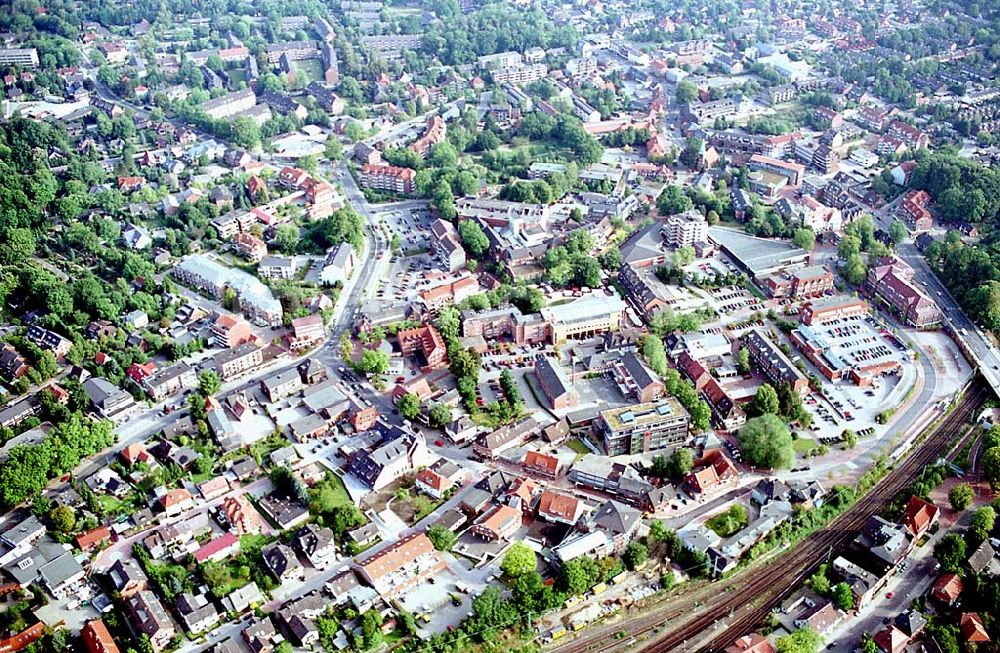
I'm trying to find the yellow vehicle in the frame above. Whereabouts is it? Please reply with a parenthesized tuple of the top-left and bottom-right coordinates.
(591, 582, 608, 596)
(563, 595, 581, 609)
(551, 626, 567, 640)
(610, 571, 628, 586)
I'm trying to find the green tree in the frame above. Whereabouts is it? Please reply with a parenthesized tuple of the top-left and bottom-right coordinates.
(324, 137, 343, 161)
(51, 505, 76, 533)
(273, 224, 300, 253)
(675, 79, 698, 104)
(559, 557, 599, 595)
(669, 448, 694, 477)
(358, 610, 383, 650)
(747, 383, 780, 417)
(831, 582, 854, 611)
(968, 506, 996, 545)
(356, 349, 389, 376)
(948, 483, 974, 511)
(738, 414, 795, 469)
(983, 446, 1000, 490)
(842, 253, 867, 285)
(809, 569, 830, 595)
(198, 370, 221, 396)
(933, 533, 966, 573)
(397, 393, 421, 421)
(500, 542, 536, 578)
(623, 541, 649, 570)
(792, 228, 816, 251)
(736, 347, 751, 375)
(649, 520, 669, 543)
(427, 525, 457, 551)
(842, 429, 858, 449)
(458, 220, 490, 258)
(889, 219, 908, 245)
(428, 403, 452, 429)
(776, 628, 822, 653)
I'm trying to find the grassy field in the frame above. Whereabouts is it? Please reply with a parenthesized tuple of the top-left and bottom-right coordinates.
(295, 58, 326, 84)
(793, 437, 817, 454)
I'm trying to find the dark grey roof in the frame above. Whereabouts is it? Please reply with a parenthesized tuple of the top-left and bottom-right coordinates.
(591, 500, 641, 536)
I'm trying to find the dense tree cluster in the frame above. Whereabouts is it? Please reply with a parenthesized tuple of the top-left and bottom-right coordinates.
(0, 416, 115, 507)
(421, 4, 577, 65)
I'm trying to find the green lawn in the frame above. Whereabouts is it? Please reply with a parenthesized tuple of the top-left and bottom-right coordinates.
(567, 438, 590, 455)
(793, 437, 817, 454)
(321, 474, 352, 507)
(295, 59, 325, 84)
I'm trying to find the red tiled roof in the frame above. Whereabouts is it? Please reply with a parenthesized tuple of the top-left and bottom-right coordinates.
(193, 531, 240, 563)
(960, 613, 990, 643)
(537, 490, 581, 522)
(902, 495, 939, 537)
(932, 573, 963, 603)
(76, 526, 111, 551)
(523, 450, 560, 475)
(82, 620, 121, 653)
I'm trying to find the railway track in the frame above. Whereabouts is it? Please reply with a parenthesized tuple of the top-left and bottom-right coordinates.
(551, 379, 989, 653)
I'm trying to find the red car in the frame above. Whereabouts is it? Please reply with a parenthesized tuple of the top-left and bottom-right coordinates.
(395, 375, 405, 383)
(886, 592, 894, 599)
(434, 439, 445, 447)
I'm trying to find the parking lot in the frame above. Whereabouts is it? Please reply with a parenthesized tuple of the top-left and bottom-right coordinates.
(711, 285, 766, 315)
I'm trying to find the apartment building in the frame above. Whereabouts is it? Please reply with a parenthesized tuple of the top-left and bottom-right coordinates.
(353, 532, 447, 598)
(594, 397, 690, 456)
(143, 362, 197, 401)
(358, 164, 416, 194)
(398, 325, 448, 370)
(896, 189, 932, 232)
(214, 343, 264, 381)
(866, 257, 942, 327)
(211, 314, 255, 348)
(539, 293, 627, 344)
(662, 210, 709, 247)
(429, 219, 466, 272)
(461, 306, 548, 345)
(202, 88, 256, 120)
(0, 47, 39, 67)
(491, 63, 548, 84)
(742, 328, 809, 395)
(265, 40, 317, 64)
(410, 115, 446, 157)
(289, 315, 325, 351)
(173, 256, 282, 326)
(749, 154, 805, 186)
(258, 256, 297, 280)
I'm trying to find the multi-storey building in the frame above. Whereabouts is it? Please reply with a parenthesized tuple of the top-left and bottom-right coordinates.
(461, 306, 547, 345)
(358, 164, 416, 194)
(742, 328, 809, 395)
(353, 532, 446, 598)
(410, 115, 446, 157)
(0, 48, 39, 67)
(896, 189, 932, 232)
(143, 362, 197, 400)
(398, 326, 448, 370)
(214, 343, 264, 380)
(533, 355, 579, 409)
(173, 256, 282, 326)
(429, 219, 466, 272)
(749, 154, 805, 186)
(265, 41, 317, 64)
(490, 63, 548, 84)
(662, 210, 709, 247)
(202, 88, 256, 120)
(866, 257, 942, 327)
(539, 293, 627, 344)
(594, 398, 690, 456)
